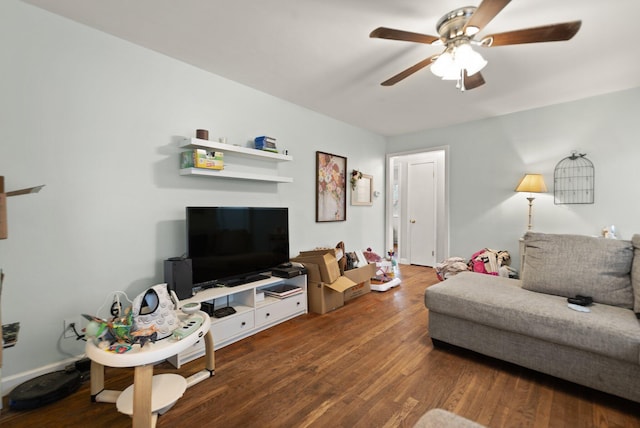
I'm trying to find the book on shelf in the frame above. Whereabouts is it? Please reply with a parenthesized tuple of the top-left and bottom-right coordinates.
(261, 283, 302, 298)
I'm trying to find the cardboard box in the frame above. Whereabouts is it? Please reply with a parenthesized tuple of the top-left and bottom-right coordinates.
(343, 281, 370, 301)
(298, 247, 346, 273)
(292, 252, 341, 284)
(181, 149, 224, 170)
(307, 281, 343, 314)
(343, 263, 376, 301)
(307, 278, 358, 314)
(298, 248, 339, 258)
(344, 262, 376, 283)
(298, 262, 357, 314)
(304, 261, 322, 283)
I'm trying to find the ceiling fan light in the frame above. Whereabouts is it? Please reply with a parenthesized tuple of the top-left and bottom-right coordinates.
(454, 43, 487, 76)
(441, 67, 461, 81)
(465, 55, 487, 76)
(430, 51, 454, 78)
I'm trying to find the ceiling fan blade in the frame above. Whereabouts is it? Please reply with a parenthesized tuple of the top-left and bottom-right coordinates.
(464, 0, 511, 34)
(370, 27, 439, 45)
(463, 71, 485, 90)
(483, 21, 582, 46)
(381, 55, 438, 86)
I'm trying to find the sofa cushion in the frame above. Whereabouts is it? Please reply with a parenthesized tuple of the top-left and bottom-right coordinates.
(632, 235, 640, 314)
(522, 232, 634, 309)
(425, 272, 640, 364)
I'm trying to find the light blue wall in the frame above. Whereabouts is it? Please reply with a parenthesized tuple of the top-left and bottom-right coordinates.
(0, 0, 385, 385)
(3, 0, 639, 392)
(388, 87, 640, 264)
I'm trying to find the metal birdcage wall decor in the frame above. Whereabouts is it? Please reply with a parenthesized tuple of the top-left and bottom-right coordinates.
(554, 152, 594, 204)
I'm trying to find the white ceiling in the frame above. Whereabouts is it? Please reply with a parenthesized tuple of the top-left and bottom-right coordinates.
(23, 0, 640, 136)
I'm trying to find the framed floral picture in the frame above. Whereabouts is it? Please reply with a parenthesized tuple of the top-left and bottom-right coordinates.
(316, 151, 347, 222)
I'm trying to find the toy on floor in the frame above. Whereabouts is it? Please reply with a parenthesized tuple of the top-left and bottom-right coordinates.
(366, 247, 401, 291)
(371, 277, 401, 292)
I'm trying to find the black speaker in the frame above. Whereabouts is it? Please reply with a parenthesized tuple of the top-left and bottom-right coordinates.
(164, 257, 193, 300)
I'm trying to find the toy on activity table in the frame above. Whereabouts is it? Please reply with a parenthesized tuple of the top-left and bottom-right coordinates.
(82, 284, 182, 350)
(82, 308, 135, 346)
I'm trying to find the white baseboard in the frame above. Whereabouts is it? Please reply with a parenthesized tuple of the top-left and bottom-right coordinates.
(1, 353, 85, 398)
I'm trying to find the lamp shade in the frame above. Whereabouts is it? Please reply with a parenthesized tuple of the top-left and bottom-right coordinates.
(431, 43, 487, 80)
(454, 43, 487, 76)
(431, 51, 455, 78)
(515, 174, 547, 193)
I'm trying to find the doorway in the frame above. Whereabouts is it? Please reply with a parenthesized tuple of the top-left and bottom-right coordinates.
(386, 148, 448, 266)
(408, 160, 436, 266)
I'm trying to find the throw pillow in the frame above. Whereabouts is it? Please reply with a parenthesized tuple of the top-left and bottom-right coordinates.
(632, 234, 640, 314)
(522, 232, 634, 308)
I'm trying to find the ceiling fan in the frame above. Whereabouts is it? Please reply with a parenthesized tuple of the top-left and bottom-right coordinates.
(370, 0, 581, 91)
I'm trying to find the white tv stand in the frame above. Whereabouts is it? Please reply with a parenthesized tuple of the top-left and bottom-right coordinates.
(167, 274, 307, 368)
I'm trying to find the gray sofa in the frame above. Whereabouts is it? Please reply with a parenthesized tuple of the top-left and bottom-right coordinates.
(425, 232, 640, 403)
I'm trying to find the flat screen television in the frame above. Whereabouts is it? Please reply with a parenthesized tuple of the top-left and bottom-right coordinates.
(187, 207, 289, 287)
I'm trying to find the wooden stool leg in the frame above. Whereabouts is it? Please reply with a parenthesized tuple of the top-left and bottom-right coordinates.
(132, 364, 154, 428)
(90, 360, 105, 400)
(204, 330, 215, 374)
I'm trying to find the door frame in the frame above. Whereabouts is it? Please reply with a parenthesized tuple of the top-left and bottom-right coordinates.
(385, 146, 449, 265)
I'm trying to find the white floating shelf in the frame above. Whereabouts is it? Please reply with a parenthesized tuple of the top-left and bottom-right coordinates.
(179, 138, 292, 162)
(179, 168, 293, 183)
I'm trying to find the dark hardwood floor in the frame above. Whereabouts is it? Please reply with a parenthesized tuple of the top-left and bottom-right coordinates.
(2, 265, 639, 427)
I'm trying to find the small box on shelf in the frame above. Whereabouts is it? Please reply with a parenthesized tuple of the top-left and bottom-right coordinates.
(181, 149, 224, 170)
(254, 136, 278, 152)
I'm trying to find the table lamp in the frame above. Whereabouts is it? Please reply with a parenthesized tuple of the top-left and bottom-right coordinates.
(515, 174, 547, 230)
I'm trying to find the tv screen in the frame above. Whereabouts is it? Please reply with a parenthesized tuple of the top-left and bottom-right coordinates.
(187, 207, 289, 286)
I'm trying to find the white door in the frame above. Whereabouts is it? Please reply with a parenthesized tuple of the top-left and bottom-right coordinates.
(407, 161, 436, 266)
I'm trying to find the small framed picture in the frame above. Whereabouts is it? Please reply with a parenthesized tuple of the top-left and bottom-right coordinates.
(316, 151, 347, 222)
(351, 173, 373, 206)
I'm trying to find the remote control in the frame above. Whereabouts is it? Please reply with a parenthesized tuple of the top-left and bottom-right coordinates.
(576, 295, 593, 305)
(568, 303, 591, 313)
(568, 295, 593, 306)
